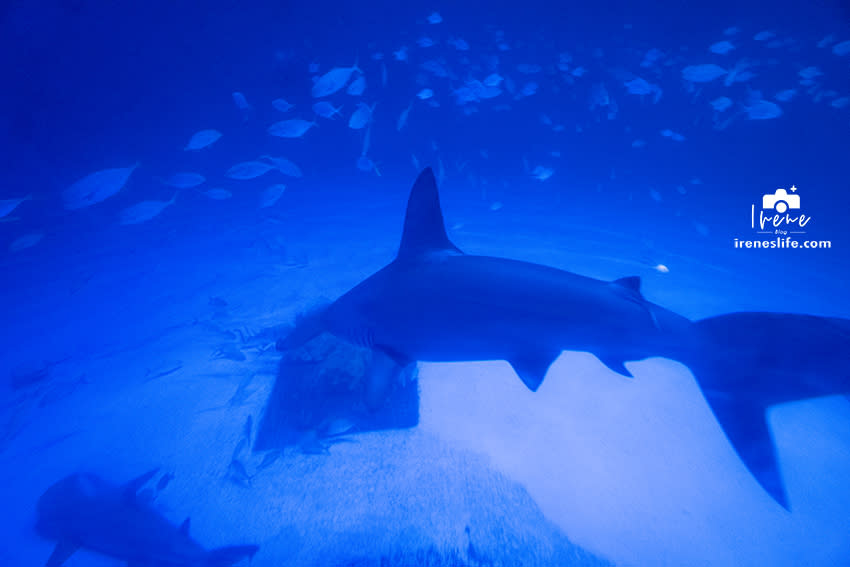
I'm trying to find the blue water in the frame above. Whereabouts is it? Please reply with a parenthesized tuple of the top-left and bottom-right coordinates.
(2, 1, 850, 565)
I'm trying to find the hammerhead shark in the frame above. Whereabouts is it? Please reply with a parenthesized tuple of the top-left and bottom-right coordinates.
(35, 470, 259, 566)
(281, 167, 850, 510)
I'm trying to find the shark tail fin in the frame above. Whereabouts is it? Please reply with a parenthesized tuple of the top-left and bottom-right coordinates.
(396, 167, 461, 260)
(685, 312, 850, 510)
(205, 545, 259, 566)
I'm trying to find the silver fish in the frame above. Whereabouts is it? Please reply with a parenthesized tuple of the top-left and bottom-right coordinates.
(226, 161, 275, 180)
(197, 188, 232, 200)
(184, 129, 222, 151)
(162, 172, 205, 189)
(259, 155, 303, 178)
(64, 164, 138, 210)
(311, 61, 361, 98)
(260, 184, 286, 208)
(268, 119, 316, 138)
(9, 232, 43, 252)
(0, 195, 30, 218)
(348, 102, 375, 129)
(119, 193, 179, 225)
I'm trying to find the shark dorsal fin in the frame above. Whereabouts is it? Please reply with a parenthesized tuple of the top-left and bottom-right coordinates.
(397, 167, 461, 260)
(123, 468, 159, 504)
(613, 276, 642, 295)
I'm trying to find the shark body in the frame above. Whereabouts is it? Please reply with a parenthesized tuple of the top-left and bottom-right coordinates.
(35, 470, 259, 567)
(285, 167, 849, 510)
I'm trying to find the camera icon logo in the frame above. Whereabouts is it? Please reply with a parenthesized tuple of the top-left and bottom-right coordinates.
(762, 187, 800, 214)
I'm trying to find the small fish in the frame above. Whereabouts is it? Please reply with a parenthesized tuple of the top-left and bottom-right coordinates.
(517, 63, 542, 74)
(710, 96, 733, 112)
(197, 188, 232, 200)
(416, 88, 434, 100)
(256, 450, 281, 472)
(346, 75, 366, 96)
(272, 98, 294, 112)
(259, 155, 303, 177)
(417, 37, 434, 48)
(427, 11, 442, 24)
(393, 46, 408, 61)
(356, 155, 378, 174)
(268, 119, 316, 138)
(831, 97, 849, 109)
(832, 40, 850, 56)
(798, 66, 822, 80)
(184, 129, 222, 151)
(232, 438, 248, 461)
(312, 101, 343, 119)
(519, 82, 538, 97)
(9, 233, 43, 252)
(156, 473, 174, 492)
(397, 102, 413, 131)
(654, 264, 670, 274)
(624, 77, 657, 96)
(226, 161, 276, 180)
(162, 172, 205, 189)
(119, 193, 179, 225)
(312, 61, 361, 98)
(682, 64, 726, 83)
(631, 139, 646, 148)
(64, 164, 138, 210)
(450, 38, 470, 51)
(227, 458, 252, 487)
(232, 92, 252, 120)
(774, 89, 796, 102)
(348, 102, 375, 129)
(260, 184, 286, 208)
(321, 417, 356, 438)
(243, 415, 253, 440)
(0, 195, 31, 218)
(753, 30, 775, 41)
(746, 100, 782, 120)
(709, 40, 735, 55)
(531, 165, 553, 181)
(660, 129, 686, 141)
(649, 189, 663, 202)
(483, 73, 503, 87)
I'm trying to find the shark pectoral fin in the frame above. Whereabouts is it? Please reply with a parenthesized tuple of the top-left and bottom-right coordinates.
(276, 303, 330, 351)
(45, 540, 79, 567)
(364, 349, 409, 411)
(706, 396, 789, 510)
(122, 468, 159, 504)
(509, 351, 559, 392)
(597, 355, 634, 378)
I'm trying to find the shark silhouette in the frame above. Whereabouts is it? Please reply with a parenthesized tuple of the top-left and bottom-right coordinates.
(281, 167, 849, 510)
(36, 470, 259, 566)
